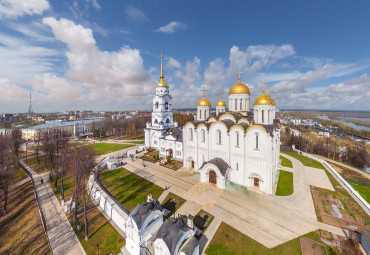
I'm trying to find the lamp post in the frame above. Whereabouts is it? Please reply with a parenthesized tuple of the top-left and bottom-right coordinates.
(94, 242, 101, 255)
(25, 141, 28, 163)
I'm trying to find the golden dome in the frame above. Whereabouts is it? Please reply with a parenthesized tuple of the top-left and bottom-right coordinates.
(216, 99, 226, 107)
(216, 94, 226, 106)
(156, 53, 168, 87)
(254, 91, 275, 105)
(229, 80, 250, 94)
(197, 96, 211, 106)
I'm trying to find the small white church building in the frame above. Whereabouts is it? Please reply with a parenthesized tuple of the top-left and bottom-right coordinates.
(145, 55, 281, 195)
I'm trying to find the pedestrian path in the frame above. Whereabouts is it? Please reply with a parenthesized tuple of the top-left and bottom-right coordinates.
(19, 160, 86, 255)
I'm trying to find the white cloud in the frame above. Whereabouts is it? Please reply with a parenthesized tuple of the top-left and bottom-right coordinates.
(86, 0, 100, 10)
(167, 57, 181, 69)
(0, 33, 60, 84)
(0, 0, 50, 19)
(124, 6, 148, 22)
(40, 17, 155, 108)
(155, 21, 186, 34)
(32, 74, 84, 101)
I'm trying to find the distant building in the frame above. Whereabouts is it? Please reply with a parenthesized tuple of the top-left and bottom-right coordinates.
(319, 131, 330, 137)
(22, 117, 103, 140)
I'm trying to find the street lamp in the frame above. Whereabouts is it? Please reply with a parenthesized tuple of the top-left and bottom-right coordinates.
(94, 242, 101, 255)
(25, 141, 28, 163)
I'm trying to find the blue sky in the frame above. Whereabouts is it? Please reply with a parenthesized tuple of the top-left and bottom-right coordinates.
(0, 0, 369, 112)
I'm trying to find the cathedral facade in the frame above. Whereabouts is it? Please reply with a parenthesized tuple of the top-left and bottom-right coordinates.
(145, 56, 281, 195)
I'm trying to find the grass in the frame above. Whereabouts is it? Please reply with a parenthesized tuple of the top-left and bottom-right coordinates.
(25, 155, 51, 174)
(49, 174, 75, 203)
(70, 207, 125, 255)
(11, 166, 28, 185)
(350, 184, 370, 204)
(206, 222, 328, 255)
(88, 143, 134, 155)
(128, 141, 145, 144)
(280, 156, 293, 168)
(275, 170, 294, 196)
(0, 182, 50, 255)
(282, 151, 325, 170)
(99, 167, 164, 212)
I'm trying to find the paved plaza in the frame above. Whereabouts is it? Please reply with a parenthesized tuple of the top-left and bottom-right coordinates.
(118, 151, 347, 252)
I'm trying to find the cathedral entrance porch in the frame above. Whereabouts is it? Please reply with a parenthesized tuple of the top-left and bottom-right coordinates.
(209, 170, 217, 185)
(254, 177, 259, 187)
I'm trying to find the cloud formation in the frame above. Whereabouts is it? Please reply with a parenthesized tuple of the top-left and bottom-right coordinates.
(155, 21, 186, 34)
(0, 0, 50, 19)
(124, 6, 148, 22)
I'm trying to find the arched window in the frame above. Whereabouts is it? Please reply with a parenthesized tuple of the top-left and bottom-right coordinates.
(262, 110, 264, 123)
(217, 130, 222, 144)
(199, 110, 202, 119)
(234, 99, 237, 110)
(236, 132, 239, 147)
(255, 134, 259, 149)
(202, 129, 205, 142)
(189, 128, 193, 141)
(236, 163, 239, 171)
(165, 102, 168, 110)
(240, 99, 242, 110)
(156, 102, 159, 109)
(166, 119, 170, 124)
(154, 119, 158, 124)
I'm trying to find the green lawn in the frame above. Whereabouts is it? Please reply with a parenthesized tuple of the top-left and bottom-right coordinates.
(206, 222, 328, 255)
(350, 183, 370, 204)
(88, 143, 134, 155)
(128, 141, 145, 144)
(280, 156, 293, 168)
(25, 155, 51, 174)
(50, 174, 75, 203)
(282, 151, 325, 170)
(71, 207, 125, 255)
(276, 170, 294, 196)
(99, 168, 164, 212)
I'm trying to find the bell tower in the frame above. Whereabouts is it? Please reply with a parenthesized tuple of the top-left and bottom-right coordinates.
(151, 53, 174, 129)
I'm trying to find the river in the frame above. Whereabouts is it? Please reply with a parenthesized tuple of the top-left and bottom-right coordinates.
(317, 115, 370, 131)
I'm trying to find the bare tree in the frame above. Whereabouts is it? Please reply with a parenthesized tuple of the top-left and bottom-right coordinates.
(0, 135, 16, 214)
(70, 145, 96, 240)
(10, 129, 23, 158)
(58, 131, 70, 202)
(42, 132, 57, 186)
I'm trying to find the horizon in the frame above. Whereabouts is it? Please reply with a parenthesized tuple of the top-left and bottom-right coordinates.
(0, 0, 369, 112)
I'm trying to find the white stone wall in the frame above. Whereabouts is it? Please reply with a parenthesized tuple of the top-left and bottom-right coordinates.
(197, 105, 210, 121)
(183, 120, 279, 195)
(216, 106, 226, 115)
(228, 93, 250, 112)
(253, 104, 276, 125)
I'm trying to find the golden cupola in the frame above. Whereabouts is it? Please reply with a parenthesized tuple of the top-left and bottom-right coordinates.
(197, 88, 211, 106)
(156, 53, 168, 87)
(229, 71, 250, 94)
(216, 95, 226, 106)
(254, 90, 275, 105)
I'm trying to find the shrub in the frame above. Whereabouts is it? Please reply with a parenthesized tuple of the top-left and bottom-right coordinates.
(167, 155, 172, 164)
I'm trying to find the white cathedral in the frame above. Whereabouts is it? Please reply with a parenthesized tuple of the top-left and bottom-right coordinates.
(145, 55, 281, 195)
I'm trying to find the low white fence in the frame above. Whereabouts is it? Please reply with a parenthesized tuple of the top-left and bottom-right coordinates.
(89, 158, 129, 233)
(293, 149, 370, 213)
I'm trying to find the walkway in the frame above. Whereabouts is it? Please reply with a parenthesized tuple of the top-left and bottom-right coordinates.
(19, 160, 86, 255)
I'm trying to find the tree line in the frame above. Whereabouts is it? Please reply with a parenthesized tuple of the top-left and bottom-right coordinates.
(282, 127, 370, 170)
(0, 128, 98, 241)
(90, 112, 193, 139)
